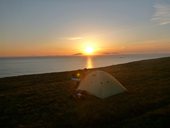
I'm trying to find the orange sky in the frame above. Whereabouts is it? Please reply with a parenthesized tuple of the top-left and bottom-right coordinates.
(1, 40, 170, 57)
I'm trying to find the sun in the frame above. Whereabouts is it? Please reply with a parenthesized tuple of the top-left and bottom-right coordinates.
(84, 46, 94, 55)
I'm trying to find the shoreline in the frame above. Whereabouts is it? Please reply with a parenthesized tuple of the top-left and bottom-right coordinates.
(0, 56, 169, 79)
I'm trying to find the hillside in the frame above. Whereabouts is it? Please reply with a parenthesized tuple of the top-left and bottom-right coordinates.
(0, 57, 170, 128)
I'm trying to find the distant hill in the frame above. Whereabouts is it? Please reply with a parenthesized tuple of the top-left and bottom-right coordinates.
(72, 53, 83, 56)
(102, 52, 120, 55)
(0, 57, 170, 128)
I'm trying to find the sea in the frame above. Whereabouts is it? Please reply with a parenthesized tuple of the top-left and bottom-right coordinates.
(0, 53, 170, 78)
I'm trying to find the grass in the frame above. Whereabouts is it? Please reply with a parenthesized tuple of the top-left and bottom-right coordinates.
(0, 57, 170, 128)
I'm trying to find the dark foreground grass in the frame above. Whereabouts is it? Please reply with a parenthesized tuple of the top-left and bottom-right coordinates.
(0, 57, 170, 128)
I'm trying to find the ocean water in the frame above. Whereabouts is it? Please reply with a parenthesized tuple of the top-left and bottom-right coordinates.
(0, 53, 169, 78)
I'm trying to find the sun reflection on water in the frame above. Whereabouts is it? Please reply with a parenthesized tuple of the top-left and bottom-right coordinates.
(86, 57, 93, 69)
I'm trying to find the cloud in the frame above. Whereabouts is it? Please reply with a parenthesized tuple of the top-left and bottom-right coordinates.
(67, 37, 83, 40)
(57, 36, 83, 41)
(152, 2, 170, 25)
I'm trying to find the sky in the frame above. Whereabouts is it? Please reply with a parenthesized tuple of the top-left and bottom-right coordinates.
(0, 0, 170, 57)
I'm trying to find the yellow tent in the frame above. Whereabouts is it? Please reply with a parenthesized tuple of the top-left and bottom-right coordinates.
(78, 70, 127, 98)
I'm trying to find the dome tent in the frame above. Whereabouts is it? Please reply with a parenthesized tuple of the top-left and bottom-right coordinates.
(77, 70, 127, 98)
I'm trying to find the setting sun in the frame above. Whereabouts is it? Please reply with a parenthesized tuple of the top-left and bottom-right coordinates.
(84, 46, 94, 55)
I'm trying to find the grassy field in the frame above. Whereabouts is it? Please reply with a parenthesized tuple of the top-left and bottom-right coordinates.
(0, 57, 170, 128)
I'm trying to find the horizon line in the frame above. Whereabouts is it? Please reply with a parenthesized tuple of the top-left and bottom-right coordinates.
(0, 52, 170, 58)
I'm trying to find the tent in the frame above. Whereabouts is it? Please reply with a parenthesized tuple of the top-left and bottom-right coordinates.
(77, 70, 127, 98)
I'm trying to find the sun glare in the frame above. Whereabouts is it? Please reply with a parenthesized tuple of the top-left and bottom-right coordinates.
(84, 46, 94, 55)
